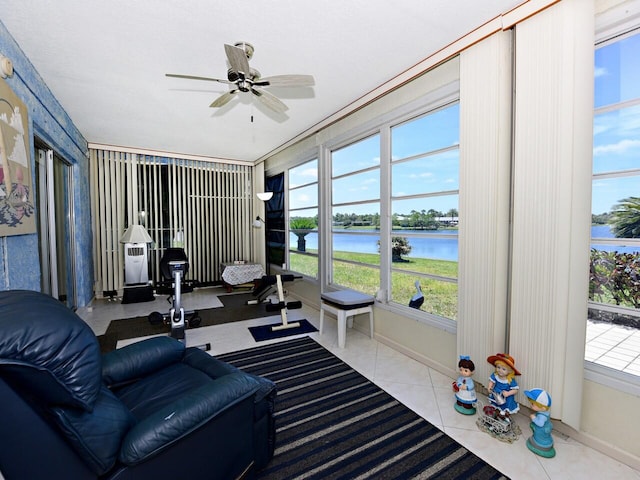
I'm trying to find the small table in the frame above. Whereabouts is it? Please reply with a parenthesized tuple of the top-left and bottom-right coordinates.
(319, 290, 375, 348)
(220, 262, 265, 291)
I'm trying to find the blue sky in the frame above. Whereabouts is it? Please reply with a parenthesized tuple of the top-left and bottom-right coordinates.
(292, 37, 640, 220)
(593, 32, 640, 214)
(289, 105, 461, 217)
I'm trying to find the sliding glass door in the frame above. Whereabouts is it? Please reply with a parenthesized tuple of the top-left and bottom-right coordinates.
(35, 142, 76, 308)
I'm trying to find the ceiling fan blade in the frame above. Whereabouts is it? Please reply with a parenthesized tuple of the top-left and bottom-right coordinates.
(210, 90, 237, 108)
(251, 88, 288, 113)
(166, 73, 231, 84)
(254, 74, 315, 88)
(224, 44, 251, 76)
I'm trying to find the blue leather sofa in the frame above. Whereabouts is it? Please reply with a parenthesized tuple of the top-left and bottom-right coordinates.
(0, 290, 276, 479)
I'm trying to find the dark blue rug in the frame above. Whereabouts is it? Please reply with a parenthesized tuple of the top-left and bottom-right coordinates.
(248, 319, 317, 342)
(218, 337, 509, 479)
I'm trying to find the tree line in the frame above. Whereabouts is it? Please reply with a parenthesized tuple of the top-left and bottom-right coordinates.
(291, 208, 459, 230)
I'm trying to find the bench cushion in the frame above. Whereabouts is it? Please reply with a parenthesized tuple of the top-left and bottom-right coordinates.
(321, 290, 374, 310)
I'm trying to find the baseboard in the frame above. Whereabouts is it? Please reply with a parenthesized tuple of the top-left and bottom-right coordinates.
(374, 332, 457, 380)
(550, 418, 640, 471)
(376, 333, 640, 472)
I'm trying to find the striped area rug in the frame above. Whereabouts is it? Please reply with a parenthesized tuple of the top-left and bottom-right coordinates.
(217, 336, 508, 480)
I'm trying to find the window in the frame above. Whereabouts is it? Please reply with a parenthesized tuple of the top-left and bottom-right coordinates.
(390, 103, 460, 320)
(589, 29, 640, 377)
(330, 134, 381, 296)
(288, 159, 319, 279)
(325, 92, 460, 321)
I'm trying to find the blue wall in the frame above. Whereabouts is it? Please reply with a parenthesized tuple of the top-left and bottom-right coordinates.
(0, 20, 93, 307)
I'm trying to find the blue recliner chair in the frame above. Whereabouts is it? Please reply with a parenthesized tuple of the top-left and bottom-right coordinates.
(0, 290, 276, 480)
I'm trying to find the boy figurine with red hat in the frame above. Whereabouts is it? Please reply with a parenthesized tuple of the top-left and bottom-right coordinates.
(525, 388, 556, 458)
(486, 353, 521, 421)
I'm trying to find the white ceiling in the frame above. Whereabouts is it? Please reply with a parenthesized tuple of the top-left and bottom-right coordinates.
(0, 1, 524, 162)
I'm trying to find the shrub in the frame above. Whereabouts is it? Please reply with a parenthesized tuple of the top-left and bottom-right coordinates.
(377, 236, 412, 262)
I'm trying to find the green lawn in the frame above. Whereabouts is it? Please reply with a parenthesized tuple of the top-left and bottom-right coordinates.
(289, 250, 458, 320)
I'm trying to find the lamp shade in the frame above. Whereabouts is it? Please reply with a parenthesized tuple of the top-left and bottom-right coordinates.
(256, 192, 273, 202)
(120, 224, 154, 244)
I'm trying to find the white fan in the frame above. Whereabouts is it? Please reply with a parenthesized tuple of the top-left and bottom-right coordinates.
(166, 42, 314, 113)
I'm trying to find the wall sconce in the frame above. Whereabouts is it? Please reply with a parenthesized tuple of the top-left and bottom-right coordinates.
(256, 192, 273, 202)
(0, 54, 14, 79)
(253, 216, 265, 228)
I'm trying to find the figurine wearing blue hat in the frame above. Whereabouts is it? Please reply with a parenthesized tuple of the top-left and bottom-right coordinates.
(525, 388, 556, 458)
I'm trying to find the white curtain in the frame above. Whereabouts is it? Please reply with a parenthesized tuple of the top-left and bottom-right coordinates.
(458, 0, 594, 430)
(90, 148, 254, 295)
(458, 29, 513, 392)
(508, 0, 594, 429)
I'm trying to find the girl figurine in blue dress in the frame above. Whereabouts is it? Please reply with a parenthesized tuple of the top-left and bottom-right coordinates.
(485, 353, 521, 421)
(452, 355, 477, 414)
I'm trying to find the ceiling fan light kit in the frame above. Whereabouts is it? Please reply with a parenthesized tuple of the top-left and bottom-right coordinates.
(166, 41, 314, 114)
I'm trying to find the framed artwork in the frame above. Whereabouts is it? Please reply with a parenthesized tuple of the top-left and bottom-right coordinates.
(0, 78, 35, 236)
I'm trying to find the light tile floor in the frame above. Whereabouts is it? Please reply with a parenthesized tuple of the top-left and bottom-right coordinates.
(76, 287, 640, 480)
(586, 320, 640, 376)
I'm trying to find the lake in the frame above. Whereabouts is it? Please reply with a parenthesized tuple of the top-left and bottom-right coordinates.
(290, 225, 638, 262)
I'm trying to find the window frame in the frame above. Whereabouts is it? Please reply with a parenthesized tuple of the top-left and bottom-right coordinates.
(586, 6, 640, 394)
(388, 102, 460, 320)
(329, 132, 382, 296)
(287, 157, 320, 280)
(321, 84, 460, 331)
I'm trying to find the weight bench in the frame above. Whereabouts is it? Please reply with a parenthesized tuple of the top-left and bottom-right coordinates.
(319, 290, 375, 348)
(247, 274, 303, 330)
(248, 274, 297, 305)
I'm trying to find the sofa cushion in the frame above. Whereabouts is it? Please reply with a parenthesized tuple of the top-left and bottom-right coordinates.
(114, 363, 215, 420)
(51, 385, 136, 475)
(0, 290, 102, 410)
(119, 373, 259, 466)
(183, 347, 276, 404)
(102, 336, 185, 388)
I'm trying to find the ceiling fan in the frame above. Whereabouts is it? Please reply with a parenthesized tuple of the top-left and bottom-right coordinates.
(166, 42, 315, 114)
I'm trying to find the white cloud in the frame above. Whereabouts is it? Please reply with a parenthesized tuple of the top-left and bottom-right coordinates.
(593, 123, 609, 136)
(408, 172, 434, 179)
(593, 139, 640, 156)
(300, 168, 317, 179)
(594, 66, 608, 78)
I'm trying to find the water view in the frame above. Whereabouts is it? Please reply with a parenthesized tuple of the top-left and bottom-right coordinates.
(291, 225, 639, 262)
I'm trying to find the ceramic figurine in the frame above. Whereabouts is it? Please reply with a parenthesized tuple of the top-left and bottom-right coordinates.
(408, 280, 424, 309)
(485, 353, 521, 421)
(452, 355, 477, 414)
(525, 388, 556, 458)
(476, 353, 523, 442)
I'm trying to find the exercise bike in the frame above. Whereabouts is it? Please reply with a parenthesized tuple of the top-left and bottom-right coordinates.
(148, 249, 208, 349)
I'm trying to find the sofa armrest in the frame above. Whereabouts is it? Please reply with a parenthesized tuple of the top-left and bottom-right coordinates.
(118, 372, 258, 466)
(102, 337, 185, 387)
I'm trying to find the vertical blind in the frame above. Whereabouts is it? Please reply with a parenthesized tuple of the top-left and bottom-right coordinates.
(90, 148, 254, 296)
(506, 0, 593, 429)
(458, 29, 512, 385)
